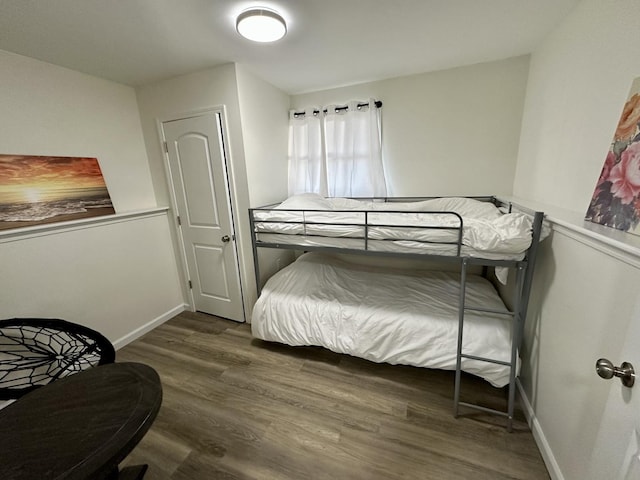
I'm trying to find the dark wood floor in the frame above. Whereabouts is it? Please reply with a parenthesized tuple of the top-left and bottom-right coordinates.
(117, 311, 549, 480)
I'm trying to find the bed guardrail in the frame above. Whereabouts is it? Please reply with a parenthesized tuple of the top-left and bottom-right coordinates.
(250, 206, 467, 294)
(251, 208, 464, 248)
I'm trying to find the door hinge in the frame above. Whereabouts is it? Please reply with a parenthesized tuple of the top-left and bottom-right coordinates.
(188, 280, 192, 289)
(163, 141, 168, 153)
(177, 215, 181, 226)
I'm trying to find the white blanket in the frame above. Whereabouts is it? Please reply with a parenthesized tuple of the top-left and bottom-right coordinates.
(253, 193, 538, 257)
(251, 253, 517, 387)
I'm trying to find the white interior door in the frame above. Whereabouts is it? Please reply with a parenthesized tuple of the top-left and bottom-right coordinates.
(587, 301, 640, 480)
(162, 112, 244, 322)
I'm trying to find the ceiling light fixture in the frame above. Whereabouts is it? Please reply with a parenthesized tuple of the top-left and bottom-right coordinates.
(236, 7, 287, 43)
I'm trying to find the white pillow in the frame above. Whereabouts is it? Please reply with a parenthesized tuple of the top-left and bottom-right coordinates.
(277, 193, 332, 210)
(328, 197, 373, 210)
(364, 197, 502, 219)
(413, 197, 502, 219)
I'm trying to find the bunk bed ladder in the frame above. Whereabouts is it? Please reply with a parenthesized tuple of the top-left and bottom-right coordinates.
(453, 257, 527, 432)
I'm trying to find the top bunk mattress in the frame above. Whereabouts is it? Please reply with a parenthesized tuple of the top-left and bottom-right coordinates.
(251, 194, 544, 261)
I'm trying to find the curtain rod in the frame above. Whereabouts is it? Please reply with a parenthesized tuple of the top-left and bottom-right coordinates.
(293, 100, 382, 118)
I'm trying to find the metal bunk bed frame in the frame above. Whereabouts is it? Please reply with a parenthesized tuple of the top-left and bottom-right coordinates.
(249, 196, 544, 431)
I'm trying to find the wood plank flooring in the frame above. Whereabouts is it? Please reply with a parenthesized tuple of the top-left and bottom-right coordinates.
(117, 311, 549, 480)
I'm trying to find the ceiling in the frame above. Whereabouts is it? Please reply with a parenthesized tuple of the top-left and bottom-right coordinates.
(0, 0, 580, 95)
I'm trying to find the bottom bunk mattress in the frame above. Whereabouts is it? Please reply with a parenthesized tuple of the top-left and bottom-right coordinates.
(251, 252, 517, 388)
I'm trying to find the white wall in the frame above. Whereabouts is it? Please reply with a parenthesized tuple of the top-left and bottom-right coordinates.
(0, 50, 184, 343)
(292, 56, 530, 197)
(136, 63, 284, 320)
(235, 64, 289, 207)
(235, 65, 294, 292)
(513, 2, 640, 479)
(0, 213, 184, 345)
(514, 1, 640, 213)
(0, 50, 155, 212)
(523, 227, 639, 480)
(135, 64, 249, 211)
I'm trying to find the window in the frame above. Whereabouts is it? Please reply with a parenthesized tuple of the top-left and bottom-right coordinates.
(288, 99, 387, 197)
(287, 108, 326, 196)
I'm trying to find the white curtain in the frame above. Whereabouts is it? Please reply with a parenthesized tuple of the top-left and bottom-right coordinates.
(287, 108, 326, 196)
(324, 99, 387, 198)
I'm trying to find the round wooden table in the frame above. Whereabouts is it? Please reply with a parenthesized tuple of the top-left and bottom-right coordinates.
(0, 362, 162, 480)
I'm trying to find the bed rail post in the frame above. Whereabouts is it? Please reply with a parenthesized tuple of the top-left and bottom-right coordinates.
(456, 215, 463, 256)
(364, 211, 369, 251)
(519, 211, 544, 328)
(249, 209, 262, 297)
(453, 257, 469, 419)
(507, 262, 527, 432)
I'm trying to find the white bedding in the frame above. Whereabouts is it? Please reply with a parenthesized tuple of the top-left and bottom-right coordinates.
(255, 233, 524, 261)
(251, 252, 517, 387)
(253, 193, 538, 258)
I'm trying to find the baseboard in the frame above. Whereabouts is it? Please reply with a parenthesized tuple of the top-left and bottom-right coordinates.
(517, 379, 565, 480)
(112, 303, 187, 350)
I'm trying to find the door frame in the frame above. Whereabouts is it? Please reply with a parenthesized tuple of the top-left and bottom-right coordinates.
(156, 106, 246, 321)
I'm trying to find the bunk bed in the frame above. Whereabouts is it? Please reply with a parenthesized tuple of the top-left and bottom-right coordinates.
(248, 193, 545, 430)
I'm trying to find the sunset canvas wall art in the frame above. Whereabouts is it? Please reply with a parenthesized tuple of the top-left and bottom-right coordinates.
(586, 77, 640, 237)
(0, 155, 115, 231)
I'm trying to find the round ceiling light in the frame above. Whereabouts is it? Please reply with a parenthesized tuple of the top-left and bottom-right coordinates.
(236, 8, 287, 43)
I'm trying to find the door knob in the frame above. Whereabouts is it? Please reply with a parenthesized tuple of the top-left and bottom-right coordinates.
(221, 235, 231, 243)
(596, 358, 635, 387)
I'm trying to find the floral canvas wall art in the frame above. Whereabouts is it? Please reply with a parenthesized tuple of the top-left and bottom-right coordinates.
(586, 77, 640, 236)
(0, 155, 115, 231)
